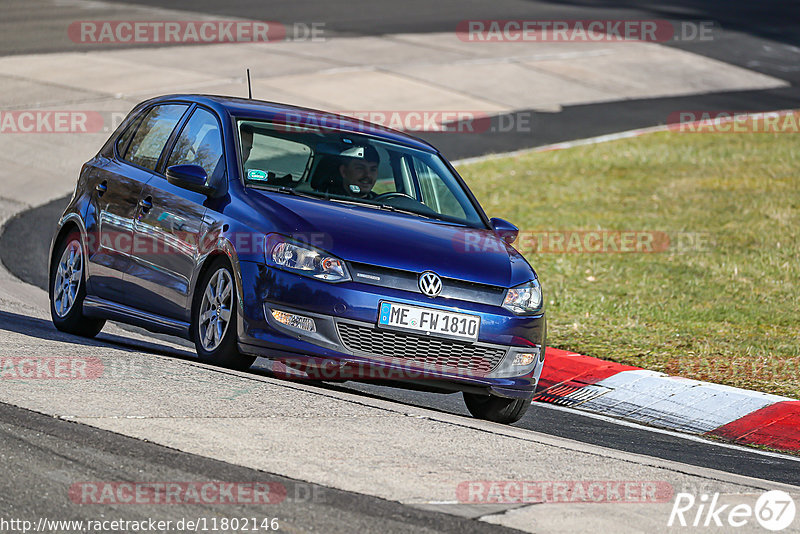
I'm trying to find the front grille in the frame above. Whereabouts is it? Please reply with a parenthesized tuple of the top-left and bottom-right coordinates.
(348, 262, 506, 306)
(336, 322, 506, 375)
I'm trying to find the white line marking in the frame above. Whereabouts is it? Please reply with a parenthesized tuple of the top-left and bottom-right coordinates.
(534, 401, 800, 463)
(453, 125, 664, 166)
(453, 108, 800, 167)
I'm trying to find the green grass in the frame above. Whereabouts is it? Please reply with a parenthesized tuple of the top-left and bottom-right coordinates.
(458, 131, 800, 398)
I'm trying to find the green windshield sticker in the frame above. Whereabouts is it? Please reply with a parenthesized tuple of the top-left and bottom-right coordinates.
(248, 169, 268, 181)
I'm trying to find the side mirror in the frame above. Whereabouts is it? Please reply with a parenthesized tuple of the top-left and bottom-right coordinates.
(490, 217, 519, 244)
(166, 164, 214, 195)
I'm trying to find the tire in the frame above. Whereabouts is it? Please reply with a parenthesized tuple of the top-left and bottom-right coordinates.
(463, 392, 530, 424)
(192, 257, 255, 371)
(49, 232, 105, 337)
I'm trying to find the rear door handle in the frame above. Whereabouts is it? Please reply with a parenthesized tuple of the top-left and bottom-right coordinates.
(139, 197, 153, 213)
(96, 181, 107, 196)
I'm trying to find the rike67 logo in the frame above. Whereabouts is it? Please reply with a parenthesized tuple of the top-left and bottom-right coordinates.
(668, 490, 796, 531)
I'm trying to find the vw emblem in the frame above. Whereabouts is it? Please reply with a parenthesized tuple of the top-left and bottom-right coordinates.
(418, 271, 443, 297)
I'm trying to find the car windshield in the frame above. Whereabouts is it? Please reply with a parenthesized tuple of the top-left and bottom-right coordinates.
(236, 119, 485, 226)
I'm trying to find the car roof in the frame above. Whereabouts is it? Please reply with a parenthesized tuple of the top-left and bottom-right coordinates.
(143, 94, 439, 153)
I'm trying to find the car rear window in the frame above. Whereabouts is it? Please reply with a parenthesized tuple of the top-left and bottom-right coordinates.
(123, 104, 189, 171)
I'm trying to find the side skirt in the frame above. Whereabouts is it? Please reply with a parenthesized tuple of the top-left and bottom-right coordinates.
(83, 296, 191, 339)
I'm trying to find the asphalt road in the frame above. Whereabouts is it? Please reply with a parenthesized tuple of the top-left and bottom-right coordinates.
(330, 382, 800, 488)
(2, 195, 800, 490)
(4, 1, 799, 58)
(1, 0, 798, 160)
(91, 0, 800, 85)
(0, 400, 522, 534)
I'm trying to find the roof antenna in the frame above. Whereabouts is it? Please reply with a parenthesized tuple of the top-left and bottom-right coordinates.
(246, 68, 253, 99)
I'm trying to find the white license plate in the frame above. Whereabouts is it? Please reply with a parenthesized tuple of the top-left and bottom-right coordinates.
(377, 301, 480, 341)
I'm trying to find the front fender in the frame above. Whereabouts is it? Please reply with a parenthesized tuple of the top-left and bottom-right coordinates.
(193, 235, 250, 340)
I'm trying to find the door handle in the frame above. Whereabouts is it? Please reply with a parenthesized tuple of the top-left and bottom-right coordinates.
(96, 181, 107, 196)
(139, 197, 153, 213)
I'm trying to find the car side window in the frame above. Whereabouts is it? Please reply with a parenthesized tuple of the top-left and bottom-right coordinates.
(123, 104, 189, 171)
(240, 123, 312, 185)
(116, 111, 145, 158)
(412, 157, 467, 219)
(167, 108, 225, 186)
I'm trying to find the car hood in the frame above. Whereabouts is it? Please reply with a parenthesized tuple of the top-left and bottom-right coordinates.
(245, 191, 535, 288)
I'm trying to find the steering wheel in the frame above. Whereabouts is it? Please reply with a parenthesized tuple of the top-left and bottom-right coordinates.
(373, 192, 415, 202)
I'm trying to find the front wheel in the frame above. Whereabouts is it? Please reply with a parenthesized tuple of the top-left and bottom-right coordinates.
(49, 233, 105, 337)
(192, 257, 255, 371)
(463, 392, 530, 424)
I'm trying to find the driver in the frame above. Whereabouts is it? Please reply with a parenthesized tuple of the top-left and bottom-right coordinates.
(318, 145, 380, 199)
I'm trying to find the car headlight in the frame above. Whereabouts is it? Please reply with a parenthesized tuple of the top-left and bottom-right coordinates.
(266, 237, 350, 282)
(502, 279, 543, 315)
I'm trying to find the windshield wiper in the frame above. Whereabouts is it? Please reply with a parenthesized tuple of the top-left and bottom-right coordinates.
(270, 191, 445, 222)
(267, 186, 323, 200)
(321, 196, 371, 208)
(376, 203, 437, 220)
(324, 198, 433, 219)
(325, 197, 441, 221)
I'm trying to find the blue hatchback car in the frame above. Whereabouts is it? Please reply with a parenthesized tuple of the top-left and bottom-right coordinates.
(49, 95, 546, 424)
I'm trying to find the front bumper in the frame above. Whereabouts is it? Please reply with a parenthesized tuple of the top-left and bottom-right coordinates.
(236, 261, 546, 398)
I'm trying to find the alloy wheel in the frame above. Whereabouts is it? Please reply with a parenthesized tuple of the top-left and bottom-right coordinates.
(198, 268, 233, 352)
(53, 240, 83, 318)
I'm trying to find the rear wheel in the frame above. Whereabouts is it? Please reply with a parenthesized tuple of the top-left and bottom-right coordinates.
(463, 392, 530, 424)
(49, 233, 105, 337)
(192, 257, 255, 371)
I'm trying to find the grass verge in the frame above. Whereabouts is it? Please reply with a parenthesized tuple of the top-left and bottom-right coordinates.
(458, 131, 799, 398)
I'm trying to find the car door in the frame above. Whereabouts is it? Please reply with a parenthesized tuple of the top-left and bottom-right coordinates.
(125, 106, 226, 321)
(85, 103, 189, 303)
